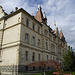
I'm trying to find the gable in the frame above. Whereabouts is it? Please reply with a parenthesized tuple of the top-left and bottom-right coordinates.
(0, 6, 5, 18)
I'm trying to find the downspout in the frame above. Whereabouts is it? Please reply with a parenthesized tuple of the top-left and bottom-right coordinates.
(1, 16, 6, 49)
(0, 16, 6, 62)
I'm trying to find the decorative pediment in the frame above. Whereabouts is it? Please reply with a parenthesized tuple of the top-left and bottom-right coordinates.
(0, 6, 5, 18)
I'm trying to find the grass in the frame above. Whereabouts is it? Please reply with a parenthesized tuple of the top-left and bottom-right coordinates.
(19, 73, 43, 75)
(18, 71, 75, 75)
(61, 71, 75, 75)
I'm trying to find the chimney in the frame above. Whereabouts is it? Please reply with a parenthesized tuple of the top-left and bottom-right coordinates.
(15, 7, 18, 11)
(10, 11, 13, 13)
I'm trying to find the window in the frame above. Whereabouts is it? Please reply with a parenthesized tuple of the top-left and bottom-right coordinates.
(32, 23, 35, 30)
(0, 50, 1, 59)
(38, 39, 40, 47)
(25, 51, 28, 61)
(47, 55, 48, 60)
(51, 44, 55, 52)
(49, 35, 50, 39)
(32, 52, 35, 61)
(25, 33, 29, 43)
(32, 37, 35, 45)
(25, 66, 28, 71)
(53, 37, 55, 42)
(53, 57, 55, 60)
(44, 29, 48, 36)
(39, 67, 41, 70)
(33, 67, 35, 70)
(46, 42, 48, 50)
(50, 56, 52, 59)
(38, 54, 40, 61)
(38, 27, 40, 33)
(26, 19, 29, 26)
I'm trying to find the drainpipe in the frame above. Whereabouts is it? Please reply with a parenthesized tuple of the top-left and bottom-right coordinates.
(1, 16, 6, 49)
(0, 16, 6, 62)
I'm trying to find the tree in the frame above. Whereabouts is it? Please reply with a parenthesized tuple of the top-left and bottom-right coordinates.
(27, 60, 61, 75)
(70, 50, 75, 71)
(63, 46, 75, 71)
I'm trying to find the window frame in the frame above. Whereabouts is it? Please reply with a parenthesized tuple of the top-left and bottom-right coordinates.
(32, 52, 35, 61)
(38, 26, 40, 33)
(26, 19, 29, 27)
(25, 51, 28, 61)
(47, 55, 48, 60)
(32, 23, 35, 30)
(46, 42, 48, 50)
(38, 39, 40, 47)
(25, 33, 29, 43)
(32, 36, 35, 45)
(38, 54, 40, 61)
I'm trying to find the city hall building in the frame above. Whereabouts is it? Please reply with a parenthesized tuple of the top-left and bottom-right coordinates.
(0, 4, 67, 75)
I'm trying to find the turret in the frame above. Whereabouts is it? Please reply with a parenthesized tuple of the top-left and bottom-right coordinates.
(55, 27, 59, 37)
(59, 29, 65, 42)
(43, 12, 47, 24)
(35, 3, 47, 24)
(38, 3, 42, 11)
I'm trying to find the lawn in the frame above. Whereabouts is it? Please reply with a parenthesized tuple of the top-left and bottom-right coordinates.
(19, 71, 75, 75)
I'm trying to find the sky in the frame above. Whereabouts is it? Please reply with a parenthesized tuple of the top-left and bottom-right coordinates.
(0, 0, 75, 49)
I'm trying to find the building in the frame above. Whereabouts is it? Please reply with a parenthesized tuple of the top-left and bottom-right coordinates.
(0, 4, 67, 75)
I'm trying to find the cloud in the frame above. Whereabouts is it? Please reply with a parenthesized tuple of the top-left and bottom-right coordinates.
(41, 0, 75, 49)
(0, 0, 75, 49)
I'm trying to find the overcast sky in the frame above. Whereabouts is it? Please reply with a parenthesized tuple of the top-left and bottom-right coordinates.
(0, 0, 75, 49)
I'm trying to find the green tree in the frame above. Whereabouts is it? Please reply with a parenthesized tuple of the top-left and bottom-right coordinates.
(70, 50, 75, 71)
(63, 46, 75, 71)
